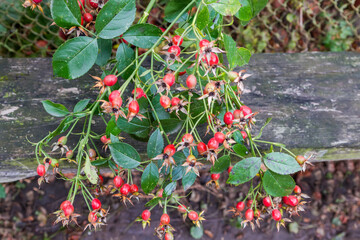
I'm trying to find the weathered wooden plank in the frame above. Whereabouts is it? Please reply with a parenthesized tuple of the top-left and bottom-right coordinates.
(0, 53, 359, 183)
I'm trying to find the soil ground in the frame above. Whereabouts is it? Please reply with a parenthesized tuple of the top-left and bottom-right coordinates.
(0, 160, 359, 240)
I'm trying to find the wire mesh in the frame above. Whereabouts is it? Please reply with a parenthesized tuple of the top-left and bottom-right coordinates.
(0, 0, 359, 58)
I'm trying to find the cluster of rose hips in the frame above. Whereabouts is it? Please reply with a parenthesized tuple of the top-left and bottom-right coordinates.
(26, 0, 313, 234)
(231, 185, 308, 230)
(138, 203, 204, 239)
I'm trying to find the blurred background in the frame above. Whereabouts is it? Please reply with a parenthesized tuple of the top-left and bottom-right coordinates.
(0, 0, 359, 58)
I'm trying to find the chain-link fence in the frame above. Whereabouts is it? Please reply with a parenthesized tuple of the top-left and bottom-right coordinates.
(0, 0, 359, 57)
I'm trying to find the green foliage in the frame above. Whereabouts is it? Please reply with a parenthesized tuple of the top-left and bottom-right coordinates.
(0, 185, 6, 199)
(109, 142, 141, 169)
(95, 0, 136, 39)
(52, 37, 98, 79)
(73, 99, 90, 113)
(211, 155, 230, 173)
(141, 162, 159, 194)
(227, 157, 261, 185)
(147, 128, 164, 159)
(182, 170, 197, 191)
(122, 24, 163, 48)
(190, 225, 204, 239)
(263, 170, 295, 197)
(206, 0, 241, 16)
(42, 100, 69, 117)
(50, 0, 81, 28)
(164, 0, 192, 23)
(323, 21, 354, 52)
(32, 0, 306, 233)
(263, 152, 302, 175)
(235, 0, 268, 25)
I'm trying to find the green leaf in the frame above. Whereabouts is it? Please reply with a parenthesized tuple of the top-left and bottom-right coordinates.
(235, 0, 268, 24)
(47, 116, 73, 141)
(237, 47, 252, 66)
(190, 225, 204, 239)
(122, 24, 162, 49)
(42, 100, 69, 117)
(158, 119, 184, 135)
(233, 131, 244, 144)
(196, 7, 210, 30)
(164, 182, 177, 196)
(233, 144, 249, 157)
(211, 155, 230, 174)
(173, 151, 187, 165)
(224, 34, 251, 68)
(115, 43, 135, 76)
(182, 170, 197, 191)
(172, 166, 185, 180)
(145, 197, 161, 207)
(95, 0, 136, 39)
(109, 142, 141, 169)
(0, 184, 6, 199)
(50, 0, 81, 29)
(116, 117, 151, 135)
(141, 162, 159, 194)
(147, 128, 164, 159)
(73, 99, 90, 113)
(164, 0, 192, 23)
(263, 152, 302, 175)
(253, 117, 272, 140)
(207, 0, 241, 16)
(227, 157, 261, 185)
(106, 116, 122, 137)
(110, 133, 120, 143)
(83, 155, 98, 184)
(263, 170, 295, 197)
(96, 38, 112, 66)
(236, 0, 253, 21)
(91, 157, 108, 167)
(53, 37, 98, 79)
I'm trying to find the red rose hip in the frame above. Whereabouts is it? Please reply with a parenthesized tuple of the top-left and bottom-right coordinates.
(236, 201, 245, 211)
(142, 209, 151, 221)
(120, 183, 131, 196)
(160, 213, 170, 225)
(37, 164, 46, 176)
(262, 197, 271, 208)
(163, 73, 175, 87)
(103, 75, 118, 86)
(186, 75, 197, 89)
(245, 209, 254, 221)
(240, 105, 252, 118)
(172, 35, 183, 46)
(130, 184, 139, 193)
(160, 95, 171, 109)
(207, 137, 219, 150)
(188, 211, 198, 221)
(197, 142, 207, 155)
(91, 199, 101, 210)
(128, 101, 140, 114)
(272, 209, 282, 221)
(214, 132, 225, 144)
(199, 39, 209, 48)
(211, 173, 220, 181)
(224, 112, 234, 126)
(113, 176, 124, 188)
(83, 13, 93, 23)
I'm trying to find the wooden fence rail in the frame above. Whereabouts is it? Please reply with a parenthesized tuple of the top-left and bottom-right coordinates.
(0, 52, 359, 183)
